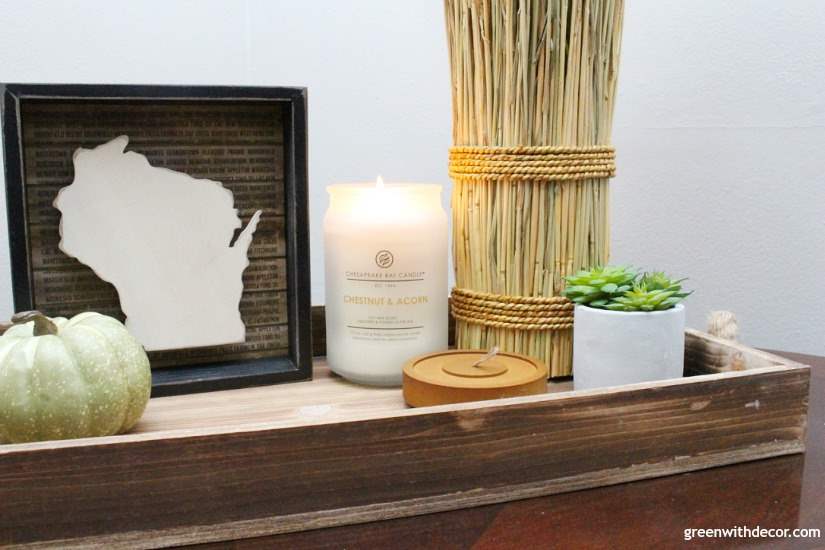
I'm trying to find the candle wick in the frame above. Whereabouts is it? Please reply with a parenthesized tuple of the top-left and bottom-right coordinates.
(473, 347, 499, 368)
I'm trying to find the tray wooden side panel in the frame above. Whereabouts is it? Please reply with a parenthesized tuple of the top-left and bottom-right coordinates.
(685, 328, 782, 373)
(0, 362, 809, 548)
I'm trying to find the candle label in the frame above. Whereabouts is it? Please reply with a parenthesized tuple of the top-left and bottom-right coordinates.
(334, 248, 438, 343)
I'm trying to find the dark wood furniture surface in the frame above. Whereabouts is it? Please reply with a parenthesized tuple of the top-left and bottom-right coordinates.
(192, 350, 824, 550)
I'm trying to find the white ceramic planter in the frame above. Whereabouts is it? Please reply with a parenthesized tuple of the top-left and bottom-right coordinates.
(573, 304, 685, 390)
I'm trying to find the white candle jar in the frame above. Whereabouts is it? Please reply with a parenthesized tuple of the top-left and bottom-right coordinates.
(324, 182, 448, 386)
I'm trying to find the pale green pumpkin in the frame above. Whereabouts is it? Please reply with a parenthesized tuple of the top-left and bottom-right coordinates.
(0, 311, 151, 443)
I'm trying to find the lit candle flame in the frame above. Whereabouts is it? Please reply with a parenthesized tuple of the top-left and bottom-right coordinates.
(376, 175, 385, 189)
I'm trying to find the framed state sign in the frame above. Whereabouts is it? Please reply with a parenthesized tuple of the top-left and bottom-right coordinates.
(1, 84, 311, 396)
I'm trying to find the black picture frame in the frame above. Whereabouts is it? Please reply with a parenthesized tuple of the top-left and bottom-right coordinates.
(1, 83, 312, 396)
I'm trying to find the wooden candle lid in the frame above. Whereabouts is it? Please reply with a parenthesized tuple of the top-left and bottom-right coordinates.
(403, 349, 548, 407)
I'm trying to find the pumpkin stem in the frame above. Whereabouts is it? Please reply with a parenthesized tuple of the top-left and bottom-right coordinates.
(11, 310, 58, 336)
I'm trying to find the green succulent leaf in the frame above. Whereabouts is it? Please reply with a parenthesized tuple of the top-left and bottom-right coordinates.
(565, 285, 598, 295)
(660, 297, 682, 308)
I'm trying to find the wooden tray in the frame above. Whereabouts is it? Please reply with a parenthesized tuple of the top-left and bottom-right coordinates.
(0, 330, 809, 548)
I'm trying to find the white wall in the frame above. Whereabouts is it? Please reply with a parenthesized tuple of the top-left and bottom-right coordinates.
(611, 1, 825, 355)
(0, 1, 822, 354)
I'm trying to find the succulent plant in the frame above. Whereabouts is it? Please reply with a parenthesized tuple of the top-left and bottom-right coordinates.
(639, 272, 688, 294)
(562, 265, 637, 308)
(563, 267, 691, 312)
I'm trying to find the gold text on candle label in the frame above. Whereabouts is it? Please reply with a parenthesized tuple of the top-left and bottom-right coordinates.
(344, 296, 429, 306)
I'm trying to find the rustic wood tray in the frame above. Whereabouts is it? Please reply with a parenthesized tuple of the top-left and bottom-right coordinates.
(0, 330, 809, 548)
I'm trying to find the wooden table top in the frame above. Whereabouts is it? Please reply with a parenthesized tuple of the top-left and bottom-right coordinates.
(195, 350, 824, 550)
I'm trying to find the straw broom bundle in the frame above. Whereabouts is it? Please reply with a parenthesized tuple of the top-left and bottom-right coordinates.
(445, 0, 624, 376)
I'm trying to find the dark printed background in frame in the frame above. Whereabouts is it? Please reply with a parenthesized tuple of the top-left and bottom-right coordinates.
(21, 100, 288, 367)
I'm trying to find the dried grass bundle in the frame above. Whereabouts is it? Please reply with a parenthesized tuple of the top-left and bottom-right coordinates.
(445, 0, 624, 376)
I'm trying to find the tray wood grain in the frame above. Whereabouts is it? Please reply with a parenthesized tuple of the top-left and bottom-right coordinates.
(0, 330, 810, 548)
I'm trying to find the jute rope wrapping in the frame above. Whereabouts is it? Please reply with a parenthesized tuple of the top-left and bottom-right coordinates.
(451, 287, 574, 331)
(450, 145, 615, 333)
(449, 146, 616, 182)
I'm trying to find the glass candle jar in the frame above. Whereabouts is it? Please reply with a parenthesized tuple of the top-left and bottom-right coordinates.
(324, 179, 448, 386)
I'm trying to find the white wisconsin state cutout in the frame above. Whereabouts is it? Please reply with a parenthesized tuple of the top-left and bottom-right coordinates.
(55, 135, 263, 351)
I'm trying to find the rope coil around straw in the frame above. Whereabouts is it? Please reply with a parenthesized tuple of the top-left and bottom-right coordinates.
(451, 287, 574, 331)
(449, 145, 616, 182)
